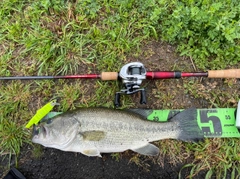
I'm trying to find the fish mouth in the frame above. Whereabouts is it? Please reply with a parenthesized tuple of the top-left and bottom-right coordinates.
(32, 125, 39, 136)
(32, 125, 47, 137)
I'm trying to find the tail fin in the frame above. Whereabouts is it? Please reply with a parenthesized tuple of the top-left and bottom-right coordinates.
(170, 108, 204, 142)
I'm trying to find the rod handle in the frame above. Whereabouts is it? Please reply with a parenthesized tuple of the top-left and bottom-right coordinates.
(208, 69, 240, 78)
(101, 72, 118, 80)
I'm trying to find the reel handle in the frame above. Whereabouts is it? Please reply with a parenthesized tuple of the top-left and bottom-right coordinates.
(114, 93, 121, 107)
(140, 90, 147, 104)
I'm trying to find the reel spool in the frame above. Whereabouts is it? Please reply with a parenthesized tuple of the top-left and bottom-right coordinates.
(114, 62, 147, 107)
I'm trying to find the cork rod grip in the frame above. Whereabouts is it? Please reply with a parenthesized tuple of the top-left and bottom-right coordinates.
(101, 72, 118, 80)
(208, 69, 240, 78)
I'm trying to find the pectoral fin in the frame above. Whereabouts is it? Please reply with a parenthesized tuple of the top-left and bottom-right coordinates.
(81, 149, 102, 157)
(131, 143, 159, 156)
(80, 131, 105, 141)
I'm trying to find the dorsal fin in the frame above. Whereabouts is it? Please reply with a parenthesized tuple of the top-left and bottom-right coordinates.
(127, 108, 153, 119)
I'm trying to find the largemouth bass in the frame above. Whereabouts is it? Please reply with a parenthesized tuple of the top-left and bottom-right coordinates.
(32, 108, 203, 157)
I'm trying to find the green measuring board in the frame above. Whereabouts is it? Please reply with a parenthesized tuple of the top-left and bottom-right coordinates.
(146, 108, 240, 138)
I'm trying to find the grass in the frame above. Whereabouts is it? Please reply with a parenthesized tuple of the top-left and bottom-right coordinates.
(0, 0, 240, 178)
(0, 118, 29, 166)
(180, 138, 240, 178)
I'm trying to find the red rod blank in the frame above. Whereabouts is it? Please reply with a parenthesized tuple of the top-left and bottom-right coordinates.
(146, 71, 208, 79)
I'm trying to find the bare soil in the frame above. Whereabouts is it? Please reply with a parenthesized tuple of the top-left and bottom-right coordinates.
(1, 41, 238, 179)
(18, 147, 206, 179)
(1, 144, 206, 179)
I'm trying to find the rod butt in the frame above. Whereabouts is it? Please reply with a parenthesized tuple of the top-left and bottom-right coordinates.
(208, 69, 240, 78)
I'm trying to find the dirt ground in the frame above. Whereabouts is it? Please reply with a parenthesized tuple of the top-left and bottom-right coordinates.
(1, 41, 238, 178)
(1, 145, 207, 179)
(19, 146, 206, 179)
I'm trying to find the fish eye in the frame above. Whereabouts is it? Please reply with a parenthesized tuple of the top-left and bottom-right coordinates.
(46, 119, 53, 124)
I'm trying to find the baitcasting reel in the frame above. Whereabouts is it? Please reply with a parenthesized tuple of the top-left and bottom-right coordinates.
(114, 62, 147, 107)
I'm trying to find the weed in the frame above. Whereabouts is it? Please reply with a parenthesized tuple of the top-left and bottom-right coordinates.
(184, 79, 239, 108)
(180, 138, 240, 178)
(0, 117, 30, 167)
(157, 0, 240, 69)
(157, 140, 187, 166)
(31, 144, 43, 159)
(129, 155, 151, 172)
(56, 80, 88, 111)
(111, 153, 122, 162)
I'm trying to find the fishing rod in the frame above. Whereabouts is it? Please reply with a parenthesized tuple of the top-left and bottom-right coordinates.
(1, 62, 240, 106)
